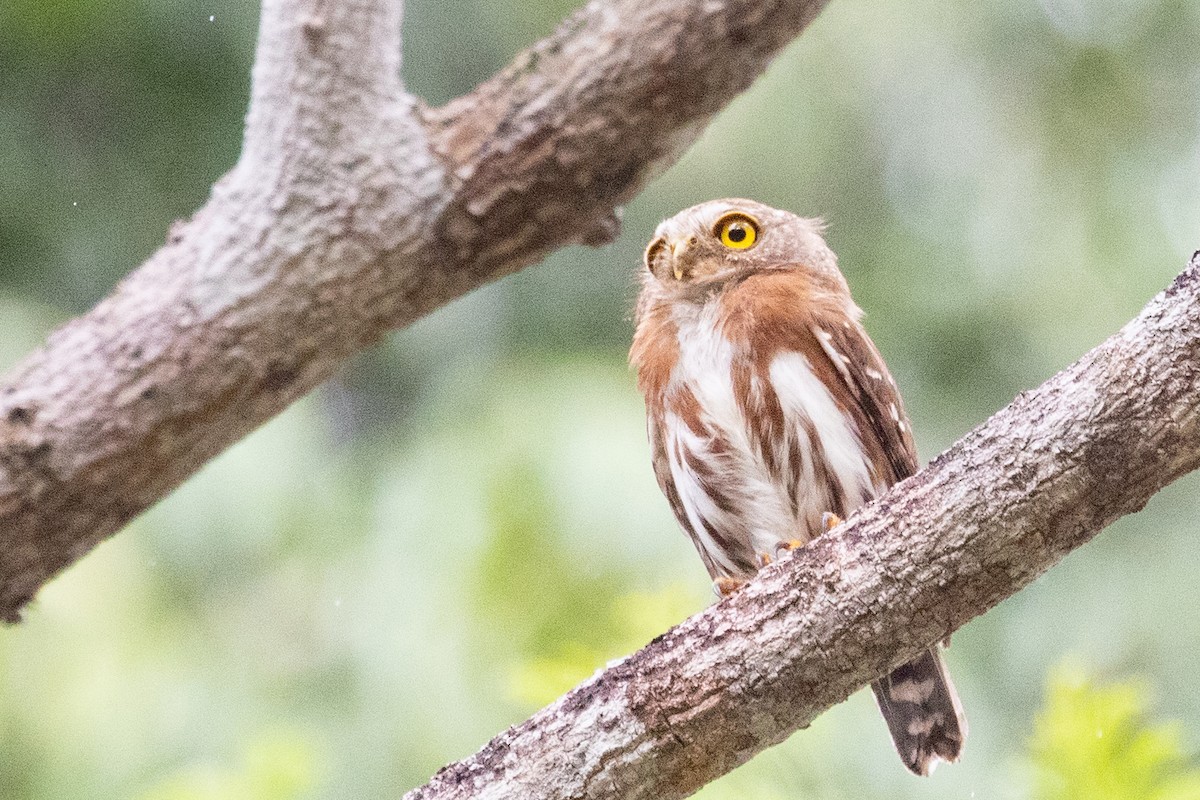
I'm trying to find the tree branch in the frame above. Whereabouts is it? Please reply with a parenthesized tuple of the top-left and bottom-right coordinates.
(0, 0, 830, 620)
(405, 257, 1200, 799)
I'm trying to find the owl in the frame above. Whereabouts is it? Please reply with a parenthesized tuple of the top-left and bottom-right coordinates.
(630, 199, 966, 775)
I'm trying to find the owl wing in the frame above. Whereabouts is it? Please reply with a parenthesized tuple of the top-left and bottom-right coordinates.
(807, 314, 920, 487)
(807, 309, 967, 773)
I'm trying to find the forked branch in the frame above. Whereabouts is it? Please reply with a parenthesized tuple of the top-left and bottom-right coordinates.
(0, 0, 830, 619)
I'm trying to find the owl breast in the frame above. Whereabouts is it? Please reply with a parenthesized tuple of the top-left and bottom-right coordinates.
(654, 292, 879, 580)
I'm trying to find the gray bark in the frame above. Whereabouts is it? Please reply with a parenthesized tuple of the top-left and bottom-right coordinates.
(406, 257, 1200, 798)
(0, 0, 830, 619)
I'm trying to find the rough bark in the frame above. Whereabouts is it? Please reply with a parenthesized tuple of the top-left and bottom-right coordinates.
(0, 0, 830, 620)
(405, 257, 1200, 799)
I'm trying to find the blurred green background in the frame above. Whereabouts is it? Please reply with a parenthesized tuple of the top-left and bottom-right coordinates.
(2, 0, 1200, 797)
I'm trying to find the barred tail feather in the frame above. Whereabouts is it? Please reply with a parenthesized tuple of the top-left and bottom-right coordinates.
(871, 647, 967, 775)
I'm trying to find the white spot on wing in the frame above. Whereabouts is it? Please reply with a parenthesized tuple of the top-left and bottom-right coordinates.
(814, 327, 854, 387)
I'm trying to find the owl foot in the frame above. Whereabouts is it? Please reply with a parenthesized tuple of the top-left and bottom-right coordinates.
(713, 577, 746, 598)
(773, 514, 843, 559)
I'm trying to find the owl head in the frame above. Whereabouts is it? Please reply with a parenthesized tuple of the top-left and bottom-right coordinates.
(642, 198, 845, 297)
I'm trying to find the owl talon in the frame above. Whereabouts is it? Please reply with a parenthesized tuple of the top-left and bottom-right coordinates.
(713, 577, 746, 598)
(774, 539, 807, 558)
(821, 512, 844, 532)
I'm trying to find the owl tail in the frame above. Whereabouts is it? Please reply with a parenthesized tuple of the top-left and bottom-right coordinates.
(871, 647, 967, 776)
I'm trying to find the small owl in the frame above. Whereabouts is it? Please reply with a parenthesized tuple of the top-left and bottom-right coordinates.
(630, 199, 966, 775)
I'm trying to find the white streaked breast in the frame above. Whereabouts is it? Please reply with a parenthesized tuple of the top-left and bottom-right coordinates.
(768, 351, 880, 504)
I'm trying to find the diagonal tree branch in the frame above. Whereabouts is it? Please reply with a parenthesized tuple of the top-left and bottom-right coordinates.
(0, 0, 830, 620)
(405, 257, 1200, 799)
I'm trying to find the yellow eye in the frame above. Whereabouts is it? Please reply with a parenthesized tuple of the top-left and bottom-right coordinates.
(715, 213, 758, 250)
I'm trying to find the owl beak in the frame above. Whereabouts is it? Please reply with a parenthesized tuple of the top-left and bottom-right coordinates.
(670, 237, 693, 281)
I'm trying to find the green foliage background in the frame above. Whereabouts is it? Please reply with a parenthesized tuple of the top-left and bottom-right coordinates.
(2, 0, 1200, 797)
